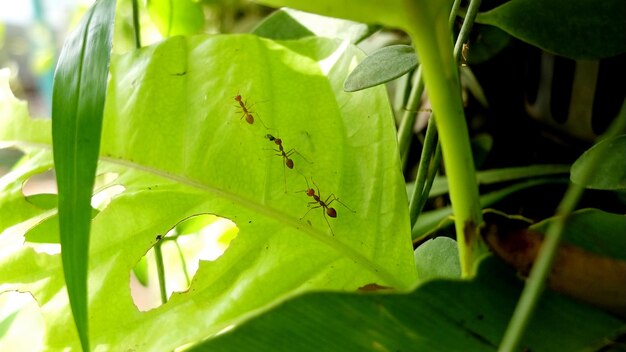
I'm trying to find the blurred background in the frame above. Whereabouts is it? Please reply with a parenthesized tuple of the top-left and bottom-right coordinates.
(0, 0, 273, 119)
(0, 0, 80, 118)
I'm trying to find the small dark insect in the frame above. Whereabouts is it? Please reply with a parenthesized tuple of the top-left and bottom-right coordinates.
(265, 134, 310, 192)
(234, 93, 267, 127)
(156, 235, 162, 241)
(300, 177, 354, 235)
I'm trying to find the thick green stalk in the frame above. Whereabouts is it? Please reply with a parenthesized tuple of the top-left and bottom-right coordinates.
(405, 0, 482, 234)
(403, 0, 483, 276)
(397, 0, 461, 163)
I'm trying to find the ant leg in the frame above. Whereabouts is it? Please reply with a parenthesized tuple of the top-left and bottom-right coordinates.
(311, 178, 322, 199)
(325, 194, 356, 213)
(321, 212, 335, 236)
(300, 205, 322, 220)
(254, 111, 270, 129)
(282, 158, 287, 193)
(284, 148, 312, 164)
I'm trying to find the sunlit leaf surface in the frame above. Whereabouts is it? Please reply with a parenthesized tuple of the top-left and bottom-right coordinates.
(0, 33, 414, 349)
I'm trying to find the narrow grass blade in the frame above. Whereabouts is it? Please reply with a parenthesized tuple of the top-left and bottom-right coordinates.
(51, 0, 116, 350)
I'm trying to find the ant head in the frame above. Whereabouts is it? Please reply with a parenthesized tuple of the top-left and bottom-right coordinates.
(286, 159, 294, 169)
(306, 188, 315, 196)
(234, 94, 242, 102)
(327, 207, 337, 218)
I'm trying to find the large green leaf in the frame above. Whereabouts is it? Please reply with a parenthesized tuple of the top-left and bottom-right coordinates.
(0, 33, 414, 349)
(253, 8, 374, 43)
(50, 0, 116, 350)
(475, 0, 626, 59)
(190, 257, 625, 351)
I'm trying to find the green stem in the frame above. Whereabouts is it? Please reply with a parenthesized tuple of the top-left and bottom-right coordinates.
(453, 0, 482, 61)
(131, 0, 141, 49)
(416, 142, 442, 221)
(409, 117, 438, 226)
(397, 66, 425, 164)
(498, 100, 626, 351)
(403, 0, 484, 276)
(174, 240, 191, 287)
(154, 241, 168, 304)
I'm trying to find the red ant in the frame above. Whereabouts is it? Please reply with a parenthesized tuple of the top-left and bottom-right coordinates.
(265, 134, 310, 191)
(299, 177, 354, 235)
(234, 93, 267, 127)
(265, 134, 296, 169)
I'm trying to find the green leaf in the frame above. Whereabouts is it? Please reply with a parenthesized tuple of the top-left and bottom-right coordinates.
(132, 255, 150, 287)
(50, 0, 116, 350)
(427, 164, 571, 198)
(571, 135, 626, 190)
(252, 9, 315, 40)
(24, 212, 59, 243)
(253, 8, 374, 43)
(24, 207, 99, 244)
(146, 0, 204, 37)
(460, 66, 489, 108)
(412, 179, 568, 240)
(0, 150, 55, 232)
(0, 311, 19, 340)
(190, 257, 625, 351)
(255, 0, 413, 30)
(344, 45, 418, 92)
(0, 33, 415, 349)
(25, 194, 58, 210)
(475, 0, 626, 59)
(532, 208, 626, 262)
(414, 237, 460, 282)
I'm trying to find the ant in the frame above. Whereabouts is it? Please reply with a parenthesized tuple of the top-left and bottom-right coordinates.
(265, 134, 296, 169)
(265, 134, 310, 191)
(234, 93, 267, 128)
(299, 177, 354, 235)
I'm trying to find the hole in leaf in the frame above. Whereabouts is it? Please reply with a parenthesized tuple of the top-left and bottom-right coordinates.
(21, 172, 120, 253)
(130, 214, 238, 311)
(0, 291, 45, 350)
(22, 170, 57, 196)
(89, 172, 123, 210)
(0, 147, 25, 176)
